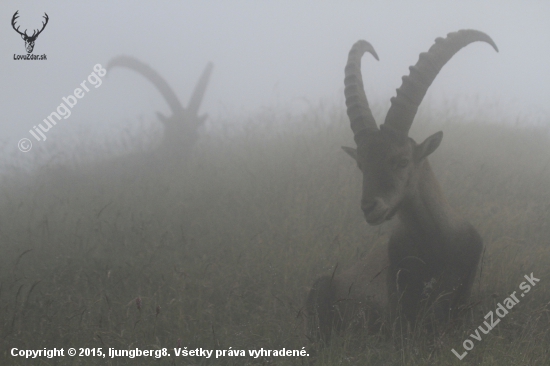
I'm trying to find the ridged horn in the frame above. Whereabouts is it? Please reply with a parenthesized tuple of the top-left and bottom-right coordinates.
(107, 55, 185, 117)
(344, 40, 380, 137)
(187, 62, 214, 118)
(382, 29, 498, 136)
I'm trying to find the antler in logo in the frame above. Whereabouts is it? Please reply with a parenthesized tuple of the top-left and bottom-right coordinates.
(12, 11, 49, 54)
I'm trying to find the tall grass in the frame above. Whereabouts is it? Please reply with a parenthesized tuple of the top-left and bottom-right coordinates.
(0, 101, 549, 365)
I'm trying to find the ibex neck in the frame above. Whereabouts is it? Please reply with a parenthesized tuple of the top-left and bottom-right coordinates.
(397, 159, 458, 242)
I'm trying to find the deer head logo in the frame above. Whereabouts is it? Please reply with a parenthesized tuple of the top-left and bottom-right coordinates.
(12, 11, 49, 54)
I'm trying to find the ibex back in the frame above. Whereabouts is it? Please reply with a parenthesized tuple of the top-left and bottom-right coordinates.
(306, 29, 497, 342)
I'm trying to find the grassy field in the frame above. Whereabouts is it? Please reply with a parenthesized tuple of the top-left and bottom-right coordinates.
(0, 102, 549, 365)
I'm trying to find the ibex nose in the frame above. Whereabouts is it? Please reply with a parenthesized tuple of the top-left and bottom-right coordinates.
(361, 199, 377, 216)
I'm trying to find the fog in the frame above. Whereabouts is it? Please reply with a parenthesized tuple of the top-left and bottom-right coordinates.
(1, 2, 550, 363)
(1, 1, 549, 156)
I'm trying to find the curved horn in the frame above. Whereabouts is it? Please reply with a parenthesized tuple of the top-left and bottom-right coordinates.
(187, 62, 214, 118)
(344, 40, 380, 137)
(107, 56, 185, 117)
(382, 29, 498, 137)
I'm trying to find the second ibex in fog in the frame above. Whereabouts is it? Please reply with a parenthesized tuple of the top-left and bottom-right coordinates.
(307, 29, 498, 341)
(107, 56, 213, 156)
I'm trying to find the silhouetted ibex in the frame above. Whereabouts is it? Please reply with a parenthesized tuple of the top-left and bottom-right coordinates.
(307, 30, 498, 342)
(107, 56, 213, 156)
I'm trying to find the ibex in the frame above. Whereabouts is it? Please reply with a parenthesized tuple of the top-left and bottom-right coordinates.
(307, 30, 498, 342)
(107, 56, 213, 155)
(12, 11, 49, 54)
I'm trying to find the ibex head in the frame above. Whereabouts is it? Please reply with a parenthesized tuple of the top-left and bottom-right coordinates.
(12, 11, 49, 54)
(107, 56, 213, 154)
(342, 30, 498, 225)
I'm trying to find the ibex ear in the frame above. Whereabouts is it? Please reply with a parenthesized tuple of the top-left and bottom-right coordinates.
(416, 131, 443, 161)
(341, 146, 357, 161)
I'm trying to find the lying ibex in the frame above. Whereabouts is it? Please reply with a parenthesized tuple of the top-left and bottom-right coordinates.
(107, 56, 213, 155)
(307, 30, 498, 342)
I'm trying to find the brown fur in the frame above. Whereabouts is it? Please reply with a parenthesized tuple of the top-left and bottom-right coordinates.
(306, 244, 388, 342)
(306, 30, 494, 341)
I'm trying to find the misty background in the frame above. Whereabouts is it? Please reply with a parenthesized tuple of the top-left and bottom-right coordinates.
(1, 1, 549, 160)
(1, 2, 550, 363)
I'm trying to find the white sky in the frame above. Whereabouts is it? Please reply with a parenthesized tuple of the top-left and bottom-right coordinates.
(1, 1, 549, 155)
